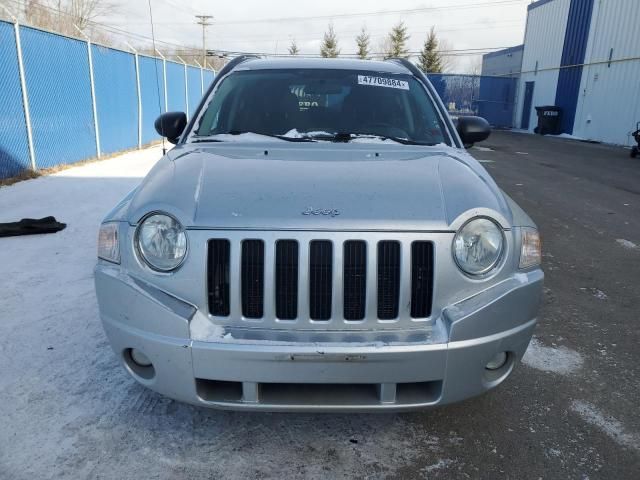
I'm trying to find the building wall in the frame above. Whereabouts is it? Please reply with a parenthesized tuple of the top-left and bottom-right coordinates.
(516, 0, 571, 131)
(481, 46, 523, 77)
(517, 0, 640, 145)
(573, 0, 640, 146)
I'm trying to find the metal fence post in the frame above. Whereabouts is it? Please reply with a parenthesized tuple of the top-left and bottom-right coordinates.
(155, 49, 168, 112)
(194, 59, 204, 95)
(126, 42, 143, 149)
(75, 25, 101, 158)
(177, 56, 188, 118)
(13, 21, 36, 170)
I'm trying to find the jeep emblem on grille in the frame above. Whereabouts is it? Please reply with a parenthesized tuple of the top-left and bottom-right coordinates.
(302, 207, 340, 217)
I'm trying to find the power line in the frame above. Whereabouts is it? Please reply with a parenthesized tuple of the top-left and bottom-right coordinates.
(2, 0, 518, 64)
(211, 20, 523, 44)
(209, 0, 528, 26)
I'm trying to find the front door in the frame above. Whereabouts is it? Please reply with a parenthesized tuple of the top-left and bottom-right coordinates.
(521, 81, 535, 130)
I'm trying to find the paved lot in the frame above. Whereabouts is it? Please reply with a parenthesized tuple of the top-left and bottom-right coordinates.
(1, 132, 639, 479)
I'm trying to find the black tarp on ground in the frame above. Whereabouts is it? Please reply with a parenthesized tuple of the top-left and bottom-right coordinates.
(0, 216, 66, 237)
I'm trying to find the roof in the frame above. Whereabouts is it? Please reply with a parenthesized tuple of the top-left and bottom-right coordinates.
(234, 57, 412, 75)
(527, 0, 555, 11)
(483, 45, 524, 60)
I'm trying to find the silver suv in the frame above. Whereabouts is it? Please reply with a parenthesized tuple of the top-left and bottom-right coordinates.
(95, 57, 543, 411)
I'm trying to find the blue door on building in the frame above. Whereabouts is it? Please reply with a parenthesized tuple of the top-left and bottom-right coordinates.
(521, 81, 535, 129)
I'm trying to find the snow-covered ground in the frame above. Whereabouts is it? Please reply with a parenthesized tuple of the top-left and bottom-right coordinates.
(0, 146, 450, 479)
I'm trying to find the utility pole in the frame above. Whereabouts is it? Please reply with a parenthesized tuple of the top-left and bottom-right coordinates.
(195, 15, 213, 69)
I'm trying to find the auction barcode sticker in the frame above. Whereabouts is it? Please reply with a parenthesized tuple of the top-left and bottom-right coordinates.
(358, 75, 409, 90)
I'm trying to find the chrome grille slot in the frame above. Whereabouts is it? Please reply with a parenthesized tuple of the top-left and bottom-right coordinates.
(411, 241, 434, 318)
(309, 240, 333, 320)
(207, 239, 230, 316)
(377, 241, 401, 320)
(343, 240, 367, 321)
(275, 240, 299, 320)
(241, 240, 264, 319)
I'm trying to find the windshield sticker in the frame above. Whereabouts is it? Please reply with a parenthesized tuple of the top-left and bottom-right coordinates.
(357, 75, 409, 90)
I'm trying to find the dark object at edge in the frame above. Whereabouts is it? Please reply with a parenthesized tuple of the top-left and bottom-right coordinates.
(534, 106, 562, 135)
(630, 121, 639, 158)
(0, 216, 67, 238)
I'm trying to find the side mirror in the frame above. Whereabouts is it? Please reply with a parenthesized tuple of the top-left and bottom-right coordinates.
(456, 116, 491, 147)
(154, 112, 187, 144)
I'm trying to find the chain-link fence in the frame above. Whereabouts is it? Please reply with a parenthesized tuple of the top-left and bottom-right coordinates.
(187, 65, 203, 117)
(92, 44, 138, 155)
(428, 74, 518, 128)
(166, 60, 186, 114)
(0, 21, 30, 178)
(0, 19, 216, 180)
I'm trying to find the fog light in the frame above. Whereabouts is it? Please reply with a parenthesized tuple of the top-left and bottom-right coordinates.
(485, 352, 508, 370)
(130, 348, 152, 367)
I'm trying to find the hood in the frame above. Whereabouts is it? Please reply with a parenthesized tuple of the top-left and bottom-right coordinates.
(126, 144, 511, 231)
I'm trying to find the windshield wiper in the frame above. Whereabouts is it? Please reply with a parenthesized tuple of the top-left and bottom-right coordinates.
(299, 132, 437, 146)
(191, 136, 224, 143)
(192, 131, 315, 143)
(376, 136, 437, 146)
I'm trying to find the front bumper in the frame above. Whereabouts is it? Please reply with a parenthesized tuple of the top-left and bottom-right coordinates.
(95, 267, 543, 412)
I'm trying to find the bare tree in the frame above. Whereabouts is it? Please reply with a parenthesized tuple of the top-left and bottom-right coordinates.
(22, 0, 116, 36)
(437, 38, 455, 73)
(467, 56, 483, 76)
(68, 0, 115, 30)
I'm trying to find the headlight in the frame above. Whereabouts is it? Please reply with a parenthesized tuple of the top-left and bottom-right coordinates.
(98, 222, 120, 264)
(136, 213, 187, 272)
(453, 218, 504, 275)
(519, 227, 541, 269)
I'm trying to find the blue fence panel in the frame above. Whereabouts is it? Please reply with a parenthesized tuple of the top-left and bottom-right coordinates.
(203, 70, 215, 91)
(428, 74, 480, 116)
(91, 45, 138, 154)
(139, 55, 165, 145)
(20, 26, 96, 169)
(187, 66, 202, 117)
(0, 21, 30, 179)
(166, 61, 186, 113)
(477, 76, 518, 128)
(428, 73, 516, 128)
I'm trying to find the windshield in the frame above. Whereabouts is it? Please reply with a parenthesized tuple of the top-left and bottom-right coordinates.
(193, 69, 449, 145)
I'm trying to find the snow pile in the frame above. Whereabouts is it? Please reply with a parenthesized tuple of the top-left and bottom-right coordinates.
(571, 400, 640, 451)
(521, 337, 584, 375)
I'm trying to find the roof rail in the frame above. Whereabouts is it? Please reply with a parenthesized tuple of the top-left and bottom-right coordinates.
(215, 54, 261, 77)
(384, 57, 420, 76)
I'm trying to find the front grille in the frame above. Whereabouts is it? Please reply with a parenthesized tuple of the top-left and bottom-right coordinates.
(207, 239, 230, 316)
(241, 240, 264, 318)
(309, 240, 333, 320)
(207, 236, 434, 327)
(377, 241, 401, 320)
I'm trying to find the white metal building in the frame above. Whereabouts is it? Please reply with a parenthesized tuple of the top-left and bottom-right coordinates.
(481, 45, 524, 78)
(515, 0, 640, 146)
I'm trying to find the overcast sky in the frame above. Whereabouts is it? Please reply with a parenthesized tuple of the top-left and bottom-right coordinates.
(103, 0, 532, 71)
